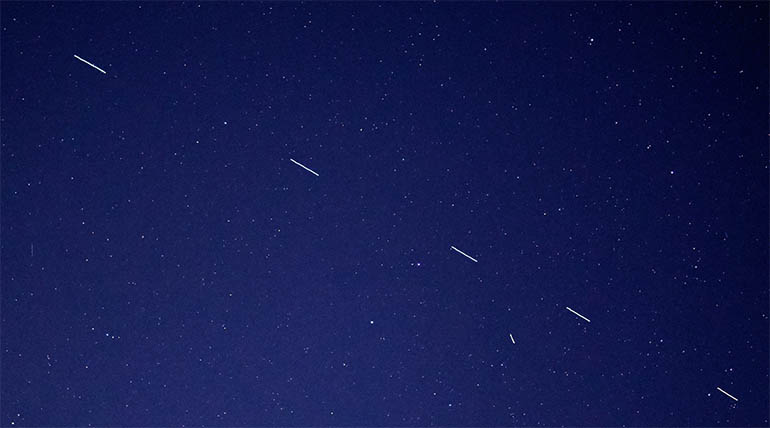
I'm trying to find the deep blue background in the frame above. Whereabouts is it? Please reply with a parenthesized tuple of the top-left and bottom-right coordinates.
(1, 2, 768, 426)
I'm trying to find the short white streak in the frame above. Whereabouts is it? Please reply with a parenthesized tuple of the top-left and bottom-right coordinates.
(74, 54, 107, 74)
(450, 245, 478, 263)
(509, 333, 515, 344)
(289, 158, 319, 176)
(566, 306, 591, 323)
(716, 387, 738, 401)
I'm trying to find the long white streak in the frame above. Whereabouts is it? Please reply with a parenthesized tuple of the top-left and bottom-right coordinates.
(566, 306, 591, 323)
(450, 245, 478, 263)
(509, 333, 515, 344)
(73, 54, 107, 74)
(289, 158, 319, 176)
(716, 387, 738, 402)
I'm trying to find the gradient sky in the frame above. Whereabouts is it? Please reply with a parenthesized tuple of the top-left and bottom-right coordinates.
(1, 2, 768, 426)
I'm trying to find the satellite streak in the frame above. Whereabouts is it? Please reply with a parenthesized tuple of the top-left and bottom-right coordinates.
(450, 246, 477, 263)
(289, 158, 319, 176)
(716, 387, 738, 401)
(566, 306, 591, 323)
(73, 54, 107, 74)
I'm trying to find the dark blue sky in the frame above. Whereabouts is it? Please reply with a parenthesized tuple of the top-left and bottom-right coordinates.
(1, 2, 768, 426)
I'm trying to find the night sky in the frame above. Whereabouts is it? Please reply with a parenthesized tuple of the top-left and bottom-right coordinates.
(1, 2, 768, 427)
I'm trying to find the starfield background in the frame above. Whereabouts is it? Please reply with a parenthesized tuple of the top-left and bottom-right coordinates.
(1, 2, 768, 427)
